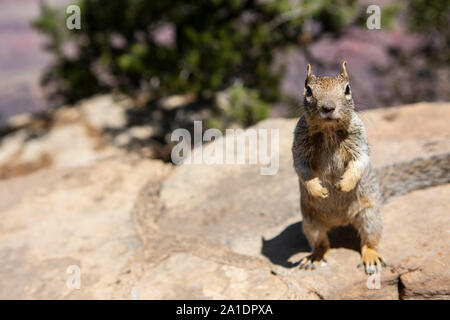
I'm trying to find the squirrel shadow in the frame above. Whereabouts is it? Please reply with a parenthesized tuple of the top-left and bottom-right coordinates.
(261, 221, 361, 268)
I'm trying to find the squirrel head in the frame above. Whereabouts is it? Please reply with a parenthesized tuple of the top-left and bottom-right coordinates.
(303, 61, 354, 128)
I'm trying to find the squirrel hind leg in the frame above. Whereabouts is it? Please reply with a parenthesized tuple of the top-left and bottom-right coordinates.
(352, 207, 386, 274)
(298, 218, 330, 270)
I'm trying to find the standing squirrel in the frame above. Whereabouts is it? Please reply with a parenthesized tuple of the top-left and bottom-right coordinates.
(292, 61, 450, 274)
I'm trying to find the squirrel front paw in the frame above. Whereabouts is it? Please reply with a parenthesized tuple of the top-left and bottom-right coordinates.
(305, 178, 329, 198)
(335, 175, 357, 192)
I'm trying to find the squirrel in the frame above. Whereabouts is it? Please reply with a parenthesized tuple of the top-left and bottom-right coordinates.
(292, 61, 450, 274)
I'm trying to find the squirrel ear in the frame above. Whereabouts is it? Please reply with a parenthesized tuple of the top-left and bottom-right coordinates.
(341, 61, 348, 78)
(306, 64, 313, 78)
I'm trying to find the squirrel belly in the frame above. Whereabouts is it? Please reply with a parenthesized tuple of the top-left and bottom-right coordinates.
(294, 113, 381, 228)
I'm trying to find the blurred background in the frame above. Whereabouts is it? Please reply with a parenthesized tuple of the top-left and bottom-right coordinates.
(0, 0, 449, 169)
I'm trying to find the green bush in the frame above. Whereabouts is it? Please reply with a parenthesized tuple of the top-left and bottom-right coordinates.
(407, 0, 450, 65)
(34, 0, 375, 131)
(206, 82, 270, 130)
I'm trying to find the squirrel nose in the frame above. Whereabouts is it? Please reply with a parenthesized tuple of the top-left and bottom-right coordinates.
(320, 101, 336, 113)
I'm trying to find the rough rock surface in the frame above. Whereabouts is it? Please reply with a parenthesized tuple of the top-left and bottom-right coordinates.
(0, 95, 165, 180)
(0, 155, 171, 299)
(131, 102, 450, 300)
(0, 102, 449, 299)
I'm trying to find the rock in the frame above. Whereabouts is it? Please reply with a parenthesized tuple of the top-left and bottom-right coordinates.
(387, 185, 450, 300)
(400, 268, 450, 300)
(133, 102, 449, 299)
(132, 253, 290, 300)
(0, 102, 448, 299)
(158, 93, 197, 110)
(7, 113, 33, 128)
(0, 117, 123, 180)
(78, 95, 131, 130)
(0, 94, 165, 180)
(0, 155, 171, 299)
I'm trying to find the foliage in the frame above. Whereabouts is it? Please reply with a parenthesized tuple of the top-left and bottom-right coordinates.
(206, 82, 270, 130)
(407, 0, 450, 65)
(34, 0, 368, 127)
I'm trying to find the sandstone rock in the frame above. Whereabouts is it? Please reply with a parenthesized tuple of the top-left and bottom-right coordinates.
(0, 94, 164, 179)
(137, 102, 449, 299)
(78, 95, 130, 130)
(0, 119, 123, 180)
(0, 102, 448, 299)
(133, 253, 289, 300)
(0, 155, 171, 299)
(158, 93, 197, 110)
(400, 268, 450, 300)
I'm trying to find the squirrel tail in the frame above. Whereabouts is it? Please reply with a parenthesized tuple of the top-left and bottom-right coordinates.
(376, 152, 450, 203)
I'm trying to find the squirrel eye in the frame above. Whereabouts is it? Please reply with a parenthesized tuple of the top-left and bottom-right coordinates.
(345, 84, 351, 95)
(305, 85, 312, 96)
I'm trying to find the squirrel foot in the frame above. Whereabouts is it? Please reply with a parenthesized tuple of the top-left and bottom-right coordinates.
(298, 249, 328, 270)
(357, 246, 386, 274)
